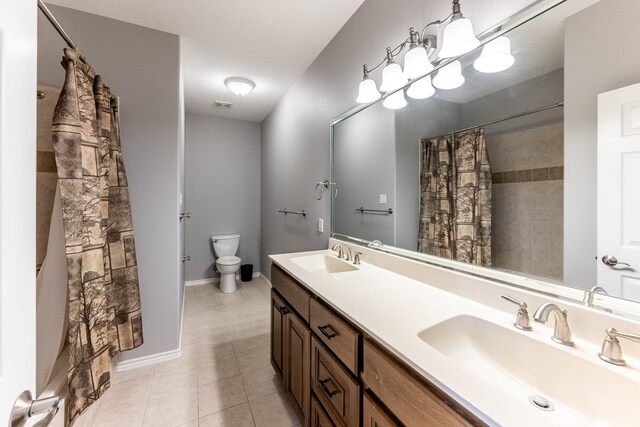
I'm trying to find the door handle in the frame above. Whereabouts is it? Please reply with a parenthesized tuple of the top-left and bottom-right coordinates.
(10, 391, 62, 427)
(602, 255, 631, 267)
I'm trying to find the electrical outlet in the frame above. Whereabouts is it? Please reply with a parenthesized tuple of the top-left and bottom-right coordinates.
(379, 194, 387, 204)
(318, 218, 324, 233)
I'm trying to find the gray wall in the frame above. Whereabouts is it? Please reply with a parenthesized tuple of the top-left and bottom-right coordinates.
(185, 114, 261, 281)
(333, 103, 396, 245)
(38, 5, 184, 361)
(260, 0, 536, 280)
(564, 0, 640, 288)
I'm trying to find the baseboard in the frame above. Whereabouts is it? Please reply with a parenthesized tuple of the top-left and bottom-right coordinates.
(186, 271, 261, 287)
(116, 346, 181, 372)
(260, 272, 272, 287)
(185, 278, 216, 287)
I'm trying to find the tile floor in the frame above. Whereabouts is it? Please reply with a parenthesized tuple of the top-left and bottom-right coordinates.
(95, 277, 300, 427)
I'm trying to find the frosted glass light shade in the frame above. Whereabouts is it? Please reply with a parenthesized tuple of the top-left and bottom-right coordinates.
(473, 36, 515, 73)
(224, 77, 255, 95)
(433, 61, 465, 90)
(403, 46, 434, 79)
(380, 62, 407, 92)
(407, 76, 436, 100)
(438, 17, 480, 58)
(356, 78, 381, 103)
(382, 90, 407, 109)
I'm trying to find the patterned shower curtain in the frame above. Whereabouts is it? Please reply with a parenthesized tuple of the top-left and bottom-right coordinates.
(418, 128, 492, 266)
(51, 48, 143, 425)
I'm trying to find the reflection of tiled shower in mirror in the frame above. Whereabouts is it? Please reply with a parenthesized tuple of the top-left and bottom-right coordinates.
(482, 70, 564, 281)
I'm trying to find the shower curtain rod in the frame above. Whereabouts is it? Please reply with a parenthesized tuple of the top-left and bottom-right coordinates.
(38, 0, 88, 64)
(421, 101, 564, 141)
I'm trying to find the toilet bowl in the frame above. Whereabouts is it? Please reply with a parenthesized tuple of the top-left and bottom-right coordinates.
(212, 233, 241, 293)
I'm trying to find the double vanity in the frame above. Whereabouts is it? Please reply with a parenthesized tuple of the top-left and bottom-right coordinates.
(268, 240, 640, 426)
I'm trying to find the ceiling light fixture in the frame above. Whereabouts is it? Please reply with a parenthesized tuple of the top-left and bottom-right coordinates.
(355, 0, 510, 110)
(224, 77, 255, 96)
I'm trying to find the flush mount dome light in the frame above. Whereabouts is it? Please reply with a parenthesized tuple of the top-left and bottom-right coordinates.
(224, 77, 255, 96)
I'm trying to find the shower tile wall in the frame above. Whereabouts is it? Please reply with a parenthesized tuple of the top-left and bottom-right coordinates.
(487, 121, 563, 281)
(36, 85, 61, 266)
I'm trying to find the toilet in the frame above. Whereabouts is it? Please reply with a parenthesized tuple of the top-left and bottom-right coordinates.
(212, 233, 241, 293)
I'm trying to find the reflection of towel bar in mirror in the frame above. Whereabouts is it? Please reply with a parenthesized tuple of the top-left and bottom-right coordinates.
(278, 208, 306, 217)
(356, 207, 393, 215)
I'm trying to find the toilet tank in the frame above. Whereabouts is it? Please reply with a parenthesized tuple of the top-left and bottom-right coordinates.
(211, 233, 240, 257)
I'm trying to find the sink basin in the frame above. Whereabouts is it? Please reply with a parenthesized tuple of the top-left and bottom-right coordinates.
(418, 315, 640, 426)
(290, 254, 358, 274)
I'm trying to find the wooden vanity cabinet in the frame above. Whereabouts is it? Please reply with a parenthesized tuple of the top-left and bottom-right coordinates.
(271, 289, 311, 425)
(270, 264, 485, 427)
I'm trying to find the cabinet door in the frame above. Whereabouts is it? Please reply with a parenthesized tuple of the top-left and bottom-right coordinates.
(284, 309, 311, 426)
(311, 394, 335, 427)
(363, 392, 399, 427)
(271, 290, 287, 377)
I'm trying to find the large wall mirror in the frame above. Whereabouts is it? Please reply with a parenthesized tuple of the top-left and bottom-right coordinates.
(332, 0, 640, 314)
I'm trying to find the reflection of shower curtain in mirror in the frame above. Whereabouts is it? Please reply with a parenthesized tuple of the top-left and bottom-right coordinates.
(418, 128, 492, 266)
(52, 48, 143, 425)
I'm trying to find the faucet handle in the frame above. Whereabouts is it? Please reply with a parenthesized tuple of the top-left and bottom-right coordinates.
(501, 295, 532, 331)
(353, 252, 363, 265)
(598, 327, 640, 366)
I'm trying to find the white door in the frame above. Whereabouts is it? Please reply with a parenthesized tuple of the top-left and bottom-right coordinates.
(0, 0, 38, 424)
(597, 82, 640, 300)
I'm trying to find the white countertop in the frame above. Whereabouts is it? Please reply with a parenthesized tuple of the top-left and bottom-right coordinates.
(269, 249, 637, 427)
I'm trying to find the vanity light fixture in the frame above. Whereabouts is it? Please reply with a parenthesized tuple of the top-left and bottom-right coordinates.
(407, 76, 436, 100)
(380, 48, 408, 92)
(356, 0, 512, 110)
(382, 90, 408, 109)
(433, 60, 465, 89)
(473, 36, 515, 73)
(356, 66, 382, 103)
(224, 77, 255, 96)
(437, 0, 480, 58)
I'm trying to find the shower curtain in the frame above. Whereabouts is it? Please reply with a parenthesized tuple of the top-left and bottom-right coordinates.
(418, 128, 492, 266)
(51, 48, 143, 425)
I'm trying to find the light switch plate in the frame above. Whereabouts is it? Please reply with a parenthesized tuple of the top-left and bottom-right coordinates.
(379, 194, 387, 204)
(318, 218, 324, 233)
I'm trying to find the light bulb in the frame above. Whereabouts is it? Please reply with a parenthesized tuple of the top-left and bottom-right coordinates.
(433, 61, 465, 90)
(438, 17, 480, 58)
(407, 76, 436, 100)
(473, 36, 515, 73)
(403, 45, 434, 79)
(383, 90, 407, 110)
(380, 61, 407, 92)
(224, 77, 255, 96)
(356, 78, 381, 103)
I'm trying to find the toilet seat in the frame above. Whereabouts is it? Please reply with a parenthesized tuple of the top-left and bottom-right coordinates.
(216, 255, 241, 266)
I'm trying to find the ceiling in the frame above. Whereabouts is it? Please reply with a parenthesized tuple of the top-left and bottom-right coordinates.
(47, 0, 365, 122)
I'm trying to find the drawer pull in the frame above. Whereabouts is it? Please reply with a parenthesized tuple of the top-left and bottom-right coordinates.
(317, 325, 337, 339)
(319, 378, 338, 398)
(278, 305, 290, 315)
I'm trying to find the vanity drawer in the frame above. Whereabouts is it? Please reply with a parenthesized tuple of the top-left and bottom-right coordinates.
(362, 339, 479, 427)
(271, 264, 311, 321)
(310, 299, 360, 374)
(311, 336, 360, 427)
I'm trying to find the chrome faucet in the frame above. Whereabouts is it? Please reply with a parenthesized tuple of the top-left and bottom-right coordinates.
(501, 295, 532, 331)
(583, 285, 608, 307)
(331, 243, 352, 261)
(598, 327, 640, 366)
(533, 303, 574, 346)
